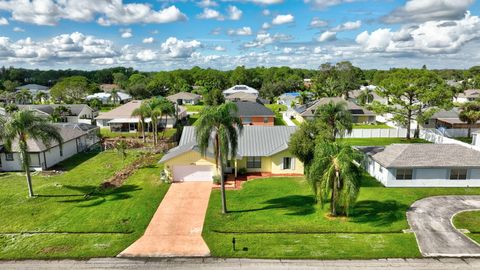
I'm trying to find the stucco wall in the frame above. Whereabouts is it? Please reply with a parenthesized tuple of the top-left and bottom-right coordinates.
(237, 150, 304, 175)
(163, 151, 219, 179)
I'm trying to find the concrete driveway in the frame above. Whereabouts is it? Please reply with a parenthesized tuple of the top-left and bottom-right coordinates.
(407, 195, 480, 257)
(119, 182, 212, 257)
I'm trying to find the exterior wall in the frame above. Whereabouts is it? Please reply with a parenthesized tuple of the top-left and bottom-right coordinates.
(237, 156, 272, 173)
(237, 150, 304, 175)
(163, 151, 219, 180)
(241, 116, 274, 126)
(41, 139, 80, 169)
(353, 115, 376, 124)
(473, 133, 480, 147)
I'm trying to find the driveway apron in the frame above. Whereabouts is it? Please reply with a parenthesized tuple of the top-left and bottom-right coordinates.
(119, 182, 212, 257)
(407, 195, 480, 257)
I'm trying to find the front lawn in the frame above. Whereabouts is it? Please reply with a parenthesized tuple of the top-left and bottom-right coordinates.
(291, 118, 301, 126)
(453, 210, 480, 245)
(0, 151, 169, 259)
(203, 176, 480, 259)
(353, 123, 392, 129)
(340, 137, 429, 146)
(185, 105, 204, 112)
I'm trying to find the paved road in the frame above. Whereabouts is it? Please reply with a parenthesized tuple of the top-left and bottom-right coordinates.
(119, 182, 212, 257)
(2, 258, 480, 270)
(282, 112, 296, 126)
(407, 195, 480, 257)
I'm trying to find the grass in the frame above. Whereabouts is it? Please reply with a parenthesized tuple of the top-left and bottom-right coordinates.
(265, 104, 287, 112)
(203, 175, 480, 259)
(291, 118, 301, 126)
(274, 116, 286, 126)
(188, 114, 200, 126)
(340, 137, 429, 146)
(0, 151, 169, 259)
(453, 210, 480, 246)
(185, 105, 204, 112)
(353, 123, 393, 129)
(455, 137, 473, 144)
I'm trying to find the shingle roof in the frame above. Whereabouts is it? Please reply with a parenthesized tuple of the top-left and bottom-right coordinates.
(458, 89, 480, 99)
(297, 97, 375, 117)
(370, 144, 480, 168)
(223, 85, 259, 95)
(96, 100, 142, 120)
(16, 84, 49, 91)
(160, 126, 297, 162)
(17, 104, 91, 116)
(234, 101, 274, 117)
(225, 92, 258, 101)
(167, 92, 201, 102)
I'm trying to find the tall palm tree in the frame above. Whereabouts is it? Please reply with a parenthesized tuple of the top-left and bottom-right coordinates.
(296, 91, 309, 105)
(16, 89, 32, 105)
(35, 92, 48, 104)
(308, 141, 360, 216)
(51, 105, 72, 123)
(357, 88, 374, 105)
(0, 110, 63, 197)
(145, 97, 164, 146)
(159, 100, 175, 139)
(314, 101, 353, 141)
(131, 102, 150, 143)
(196, 103, 243, 214)
(459, 101, 480, 138)
(108, 89, 121, 105)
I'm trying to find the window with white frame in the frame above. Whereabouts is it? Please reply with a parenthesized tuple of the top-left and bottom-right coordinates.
(450, 168, 467, 180)
(396, 168, 413, 180)
(247, 157, 261, 168)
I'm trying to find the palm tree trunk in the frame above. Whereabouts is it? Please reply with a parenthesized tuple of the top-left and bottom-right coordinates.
(219, 149, 227, 214)
(468, 125, 472, 138)
(331, 170, 339, 216)
(142, 120, 146, 143)
(162, 114, 167, 140)
(21, 149, 34, 197)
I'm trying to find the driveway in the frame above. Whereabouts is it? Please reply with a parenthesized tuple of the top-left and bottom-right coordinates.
(407, 195, 480, 257)
(119, 182, 212, 257)
(282, 112, 296, 126)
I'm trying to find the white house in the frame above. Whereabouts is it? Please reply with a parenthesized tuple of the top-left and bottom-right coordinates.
(15, 84, 50, 97)
(85, 91, 132, 104)
(223, 85, 259, 97)
(473, 132, 480, 147)
(17, 104, 97, 124)
(167, 92, 202, 105)
(454, 89, 480, 103)
(0, 123, 99, 172)
(359, 144, 480, 187)
(277, 92, 300, 108)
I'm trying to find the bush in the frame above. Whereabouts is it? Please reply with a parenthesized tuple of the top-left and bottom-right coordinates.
(212, 175, 221, 185)
(238, 168, 247, 175)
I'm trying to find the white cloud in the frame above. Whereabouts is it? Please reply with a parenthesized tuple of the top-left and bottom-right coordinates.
(227, 5, 242, 20)
(210, 27, 222, 35)
(214, 45, 225, 51)
(304, 0, 357, 9)
(310, 17, 327, 28)
(244, 32, 293, 48)
(197, 0, 218, 7)
(262, 22, 271, 29)
(331, 20, 361, 31)
(249, 0, 283, 4)
(227, 26, 253, 36)
(197, 8, 223, 20)
(262, 9, 270, 16)
(13, 26, 24, 32)
(136, 49, 157, 61)
(120, 28, 132, 39)
(317, 30, 336, 42)
(383, 0, 474, 24)
(160, 37, 201, 58)
(142, 37, 155, 44)
(272, 14, 294, 25)
(0, 17, 8, 25)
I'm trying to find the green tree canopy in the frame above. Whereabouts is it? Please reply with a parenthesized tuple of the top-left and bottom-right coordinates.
(50, 76, 98, 103)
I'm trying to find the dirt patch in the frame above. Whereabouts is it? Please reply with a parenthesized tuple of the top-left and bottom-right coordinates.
(41, 245, 73, 254)
(324, 213, 349, 222)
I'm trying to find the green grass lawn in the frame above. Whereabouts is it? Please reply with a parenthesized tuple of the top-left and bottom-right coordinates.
(203, 176, 480, 259)
(291, 118, 301, 126)
(188, 113, 200, 126)
(455, 137, 473, 144)
(0, 151, 169, 259)
(274, 115, 286, 126)
(185, 105, 204, 112)
(265, 104, 287, 112)
(353, 123, 393, 129)
(340, 137, 429, 146)
(453, 210, 480, 245)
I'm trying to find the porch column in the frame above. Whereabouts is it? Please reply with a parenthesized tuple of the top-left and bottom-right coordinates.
(235, 159, 238, 178)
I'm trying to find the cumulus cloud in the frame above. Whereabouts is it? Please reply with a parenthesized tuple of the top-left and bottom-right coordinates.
(309, 17, 327, 28)
(142, 37, 155, 44)
(227, 26, 252, 36)
(317, 30, 336, 42)
(331, 20, 361, 31)
(197, 8, 223, 20)
(0, 1, 187, 26)
(382, 0, 474, 24)
(197, 0, 218, 7)
(249, 0, 283, 4)
(227, 5, 242, 20)
(13, 26, 24, 32)
(272, 14, 294, 25)
(262, 22, 271, 29)
(160, 37, 201, 58)
(120, 28, 132, 39)
(0, 17, 8, 25)
(244, 32, 292, 48)
(214, 45, 225, 51)
(304, 0, 357, 9)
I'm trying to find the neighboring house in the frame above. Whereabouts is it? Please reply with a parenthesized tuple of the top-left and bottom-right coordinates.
(423, 108, 480, 129)
(95, 100, 187, 132)
(225, 92, 269, 104)
(85, 91, 132, 104)
(473, 131, 480, 147)
(17, 104, 97, 124)
(277, 92, 300, 108)
(159, 126, 303, 182)
(167, 92, 201, 105)
(454, 89, 480, 103)
(359, 144, 480, 187)
(100, 84, 120, 92)
(349, 85, 388, 105)
(223, 85, 259, 97)
(290, 97, 376, 124)
(0, 123, 99, 172)
(234, 101, 275, 126)
(15, 84, 50, 103)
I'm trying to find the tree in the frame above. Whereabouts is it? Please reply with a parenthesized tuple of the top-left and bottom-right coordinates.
(2, 80, 18, 92)
(196, 103, 243, 214)
(204, 89, 225, 106)
(50, 76, 98, 103)
(4, 103, 18, 113)
(296, 91, 309, 105)
(159, 100, 175, 139)
(50, 105, 72, 123)
(307, 141, 361, 216)
(146, 97, 163, 146)
(127, 74, 150, 98)
(88, 98, 102, 110)
(113, 72, 128, 89)
(314, 101, 353, 141)
(372, 69, 452, 139)
(131, 102, 150, 143)
(288, 120, 325, 170)
(0, 110, 63, 197)
(15, 89, 32, 104)
(115, 141, 128, 163)
(108, 89, 121, 105)
(459, 101, 480, 138)
(34, 91, 48, 104)
(357, 87, 374, 105)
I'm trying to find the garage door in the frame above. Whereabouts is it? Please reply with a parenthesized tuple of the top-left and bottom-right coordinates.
(172, 165, 213, 182)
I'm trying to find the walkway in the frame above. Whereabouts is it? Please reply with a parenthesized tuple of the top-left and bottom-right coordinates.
(407, 195, 480, 257)
(119, 182, 212, 257)
(2, 258, 480, 270)
(282, 112, 296, 126)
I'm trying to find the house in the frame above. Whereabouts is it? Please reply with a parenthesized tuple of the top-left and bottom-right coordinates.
(85, 91, 132, 104)
(225, 92, 258, 103)
(349, 85, 388, 105)
(167, 92, 201, 105)
(0, 123, 99, 172)
(422, 108, 480, 129)
(15, 84, 50, 96)
(100, 84, 121, 92)
(277, 92, 300, 108)
(473, 131, 480, 147)
(359, 144, 480, 187)
(290, 97, 376, 124)
(233, 101, 275, 126)
(17, 104, 97, 124)
(95, 100, 187, 132)
(454, 89, 479, 103)
(159, 126, 303, 182)
(223, 85, 259, 97)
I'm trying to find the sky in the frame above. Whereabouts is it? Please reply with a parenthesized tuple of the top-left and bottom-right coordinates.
(0, 0, 479, 71)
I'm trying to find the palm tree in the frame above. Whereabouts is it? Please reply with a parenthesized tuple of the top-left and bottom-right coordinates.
(108, 89, 121, 105)
(115, 141, 128, 163)
(88, 98, 102, 111)
(131, 102, 150, 143)
(51, 105, 72, 123)
(159, 100, 175, 139)
(308, 141, 360, 216)
(459, 101, 480, 138)
(357, 87, 374, 105)
(35, 92, 48, 104)
(296, 91, 309, 105)
(0, 110, 63, 197)
(314, 101, 353, 141)
(196, 103, 243, 214)
(145, 97, 164, 146)
(16, 89, 32, 104)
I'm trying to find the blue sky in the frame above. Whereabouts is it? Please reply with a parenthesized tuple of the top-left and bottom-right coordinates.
(0, 0, 479, 70)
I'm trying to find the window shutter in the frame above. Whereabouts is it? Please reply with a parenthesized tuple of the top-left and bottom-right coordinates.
(291, 158, 295, 170)
(280, 158, 284, 170)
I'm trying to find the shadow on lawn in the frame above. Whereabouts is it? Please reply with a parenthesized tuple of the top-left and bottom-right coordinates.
(350, 200, 407, 227)
(51, 184, 142, 207)
(230, 195, 316, 216)
(50, 152, 101, 172)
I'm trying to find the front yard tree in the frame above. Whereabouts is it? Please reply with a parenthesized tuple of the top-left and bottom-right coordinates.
(308, 142, 361, 216)
(131, 102, 150, 143)
(204, 88, 225, 106)
(459, 101, 480, 138)
(196, 103, 243, 214)
(314, 101, 353, 141)
(372, 69, 452, 139)
(0, 110, 63, 197)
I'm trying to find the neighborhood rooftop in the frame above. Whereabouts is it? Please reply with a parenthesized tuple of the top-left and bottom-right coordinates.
(17, 104, 92, 116)
(369, 144, 480, 168)
(295, 97, 375, 117)
(167, 92, 201, 102)
(234, 101, 274, 117)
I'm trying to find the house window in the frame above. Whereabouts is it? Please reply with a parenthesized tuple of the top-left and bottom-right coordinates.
(283, 157, 292, 170)
(396, 168, 413, 180)
(450, 168, 467, 180)
(247, 157, 261, 168)
(263, 117, 269, 123)
(243, 117, 252, 124)
(5, 153, 13, 161)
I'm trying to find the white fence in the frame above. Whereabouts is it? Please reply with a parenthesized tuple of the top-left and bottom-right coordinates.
(342, 128, 478, 139)
(420, 129, 480, 151)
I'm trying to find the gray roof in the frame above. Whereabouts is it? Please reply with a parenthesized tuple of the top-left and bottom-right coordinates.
(167, 92, 201, 102)
(225, 92, 258, 102)
(458, 89, 480, 99)
(16, 84, 49, 91)
(431, 108, 460, 119)
(17, 104, 91, 116)
(234, 101, 274, 117)
(295, 97, 375, 117)
(370, 144, 480, 168)
(160, 126, 297, 162)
